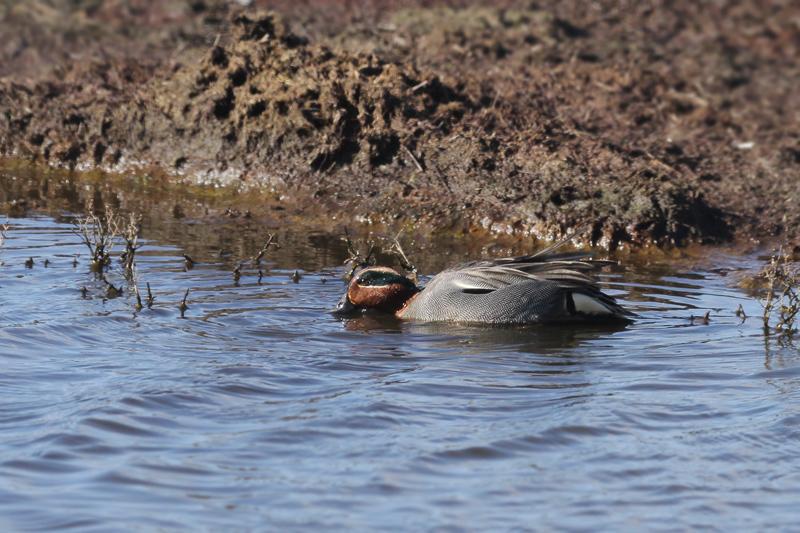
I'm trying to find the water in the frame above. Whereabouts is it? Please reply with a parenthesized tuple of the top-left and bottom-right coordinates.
(1, 171, 799, 531)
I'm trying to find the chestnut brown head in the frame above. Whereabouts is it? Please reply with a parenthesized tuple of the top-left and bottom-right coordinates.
(333, 267, 418, 316)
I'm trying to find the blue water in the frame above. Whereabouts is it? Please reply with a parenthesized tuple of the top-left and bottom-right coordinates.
(1, 211, 798, 531)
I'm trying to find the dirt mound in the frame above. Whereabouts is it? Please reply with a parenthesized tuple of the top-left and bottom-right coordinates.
(4, 2, 798, 249)
(133, 12, 467, 178)
(1, 11, 467, 181)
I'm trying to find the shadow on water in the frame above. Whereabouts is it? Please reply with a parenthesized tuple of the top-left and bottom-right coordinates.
(1, 162, 800, 531)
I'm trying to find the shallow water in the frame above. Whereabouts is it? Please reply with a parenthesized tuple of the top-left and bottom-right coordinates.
(1, 180, 799, 530)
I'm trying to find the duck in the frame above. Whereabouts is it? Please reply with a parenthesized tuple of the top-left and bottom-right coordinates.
(332, 242, 632, 325)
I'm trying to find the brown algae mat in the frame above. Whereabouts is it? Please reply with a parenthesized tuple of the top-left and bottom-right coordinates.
(1, 1, 798, 250)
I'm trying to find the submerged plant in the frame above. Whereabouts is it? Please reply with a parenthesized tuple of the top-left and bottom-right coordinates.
(179, 289, 190, 318)
(340, 228, 418, 283)
(73, 203, 147, 310)
(146, 282, 155, 308)
(120, 213, 143, 278)
(130, 262, 144, 311)
(390, 230, 418, 284)
(252, 233, 278, 266)
(0, 220, 8, 267)
(0, 220, 8, 248)
(101, 274, 123, 299)
(73, 201, 122, 272)
(760, 249, 800, 336)
(342, 227, 377, 281)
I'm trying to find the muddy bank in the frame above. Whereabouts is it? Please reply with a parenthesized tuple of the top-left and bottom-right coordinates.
(1, 1, 798, 249)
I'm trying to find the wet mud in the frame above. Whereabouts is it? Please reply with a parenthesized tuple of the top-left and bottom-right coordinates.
(1, 1, 798, 249)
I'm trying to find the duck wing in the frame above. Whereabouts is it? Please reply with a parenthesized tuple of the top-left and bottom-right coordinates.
(401, 244, 631, 324)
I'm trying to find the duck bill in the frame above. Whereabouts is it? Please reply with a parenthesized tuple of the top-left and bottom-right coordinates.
(331, 292, 358, 316)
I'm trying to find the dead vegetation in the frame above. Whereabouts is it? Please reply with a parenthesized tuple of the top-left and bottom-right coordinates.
(179, 289, 190, 318)
(71, 202, 161, 313)
(0, 220, 7, 267)
(760, 249, 800, 336)
(145, 283, 155, 309)
(252, 234, 278, 266)
(120, 213, 142, 278)
(0, 220, 8, 248)
(342, 228, 377, 281)
(341, 228, 418, 283)
(72, 201, 122, 272)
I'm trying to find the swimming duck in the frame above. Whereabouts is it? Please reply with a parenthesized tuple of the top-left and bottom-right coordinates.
(333, 244, 631, 324)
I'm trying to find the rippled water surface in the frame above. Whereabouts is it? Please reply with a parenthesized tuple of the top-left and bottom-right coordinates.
(1, 171, 799, 531)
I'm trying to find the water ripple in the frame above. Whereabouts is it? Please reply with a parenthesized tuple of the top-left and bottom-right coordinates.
(0, 213, 797, 530)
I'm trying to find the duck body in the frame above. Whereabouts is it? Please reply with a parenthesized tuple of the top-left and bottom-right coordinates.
(335, 245, 632, 325)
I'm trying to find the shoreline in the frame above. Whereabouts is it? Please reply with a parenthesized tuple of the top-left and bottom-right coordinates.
(1, 2, 798, 251)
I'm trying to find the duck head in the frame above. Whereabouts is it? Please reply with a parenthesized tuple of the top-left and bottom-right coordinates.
(333, 267, 419, 316)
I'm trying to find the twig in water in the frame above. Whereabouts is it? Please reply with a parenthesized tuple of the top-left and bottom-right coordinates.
(759, 248, 800, 336)
(390, 230, 418, 283)
(343, 227, 358, 257)
(146, 282, 155, 308)
(689, 311, 711, 325)
(0, 220, 8, 248)
(72, 200, 122, 272)
(341, 228, 378, 281)
(132, 283, 143, 311)
(762, 253, 778, 330)
(342, 228, 361, 280)
(253, 233, 278, 266)
(120, 213, 142, 278)
(179, 289, 189, 318)
(101, 274, 123, 298)
(364, 244, 376, 266)
(130, 264, 143, 311)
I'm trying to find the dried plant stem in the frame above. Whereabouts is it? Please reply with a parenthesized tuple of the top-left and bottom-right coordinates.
(179, 289, 190, 317)
(253, 233, 278, 266)
(72, 200, 122, 272)
(130, 262, 144, 311)
(121, 213, 142, 278)
(0, 220, 8, 248)
(402, 145, 424, 172)
(763, 265, 776, 330)
(146, 283, 155, 308)
(760, 248, 800, 336)
(391, 230, 418, 283)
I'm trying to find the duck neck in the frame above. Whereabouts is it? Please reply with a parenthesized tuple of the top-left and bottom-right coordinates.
(395, 289, 421, 317)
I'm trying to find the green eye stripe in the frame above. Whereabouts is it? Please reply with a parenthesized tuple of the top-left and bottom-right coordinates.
(356, 271, 417, 289)
(357, 271, 396, 286)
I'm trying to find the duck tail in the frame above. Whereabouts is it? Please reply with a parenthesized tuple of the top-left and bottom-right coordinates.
(565, 289, 634, 320)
